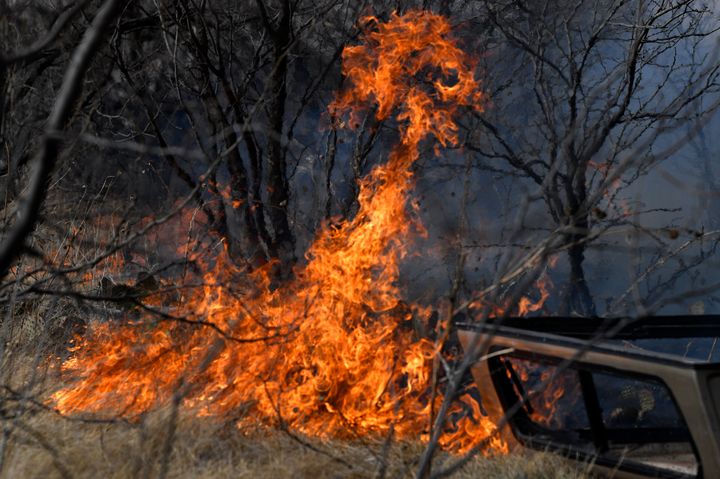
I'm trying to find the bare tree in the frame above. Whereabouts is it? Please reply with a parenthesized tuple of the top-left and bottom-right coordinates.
(461, 0, 720, 315)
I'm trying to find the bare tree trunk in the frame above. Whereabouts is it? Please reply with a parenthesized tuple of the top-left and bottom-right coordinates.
(218, 75, 274, 268)
(263, 0, 295, 268)
(565, 239, 596, 317)
(563, 160, 597, 316)
(224, 123, 267, 265)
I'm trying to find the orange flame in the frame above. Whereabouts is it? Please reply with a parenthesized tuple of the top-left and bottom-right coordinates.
(51, 10, 505, 454)
(508, 358, 582, 430)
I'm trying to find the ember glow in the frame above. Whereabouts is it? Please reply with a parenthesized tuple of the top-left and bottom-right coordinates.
(52, 11, 507, 454)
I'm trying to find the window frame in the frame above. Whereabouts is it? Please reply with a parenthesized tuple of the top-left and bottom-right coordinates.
(487, 348, 702, 479)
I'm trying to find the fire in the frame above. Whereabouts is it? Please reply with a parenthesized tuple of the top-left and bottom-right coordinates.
(52, 10, 506, 454)
(507, 359, 582, 430)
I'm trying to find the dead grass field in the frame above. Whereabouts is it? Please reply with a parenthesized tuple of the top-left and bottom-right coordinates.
(1, 406, 590, 479)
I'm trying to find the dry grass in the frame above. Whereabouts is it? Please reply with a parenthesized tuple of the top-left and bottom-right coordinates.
(0, 407, 590, 479)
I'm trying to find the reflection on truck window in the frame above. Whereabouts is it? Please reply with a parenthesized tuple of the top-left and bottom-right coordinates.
(493, 354, 699, 478)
